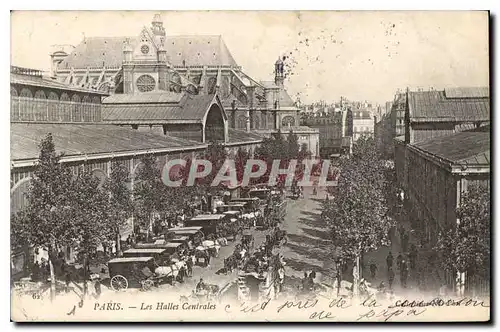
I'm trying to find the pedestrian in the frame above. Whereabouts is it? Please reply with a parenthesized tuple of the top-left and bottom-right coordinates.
(388, 267, 395, 289)
(403, 232, 409, 253)
(396, 252, 403, 271)
(94, 278, 102, 299)
(409, 244, 417, 270)
(400, 260, 408, 288)
(336, 270, 342, 296)
(301, 272, 309, 291)
(65, 269, 72, 291)
(386, 251, 394, 271)
(370, 262, 378, 279)
(399, 229, 406, 249)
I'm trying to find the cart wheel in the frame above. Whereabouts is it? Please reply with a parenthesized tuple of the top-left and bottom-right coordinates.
(110, 275, 128, 291)
(142, 279, 154, 291)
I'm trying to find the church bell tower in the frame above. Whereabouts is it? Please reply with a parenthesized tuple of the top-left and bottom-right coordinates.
(151, 13, 166, 36)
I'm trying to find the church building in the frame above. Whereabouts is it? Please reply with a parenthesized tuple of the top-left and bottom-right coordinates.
(50, 14, 319, 156)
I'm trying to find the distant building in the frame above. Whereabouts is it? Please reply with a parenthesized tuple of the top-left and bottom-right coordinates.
(403, 87, 489, 144)
(352, 108, 374, 141)
(302, 110, 351, 158)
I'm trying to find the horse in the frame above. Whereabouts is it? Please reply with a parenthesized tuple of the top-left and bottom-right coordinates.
(154, 261, 187, 285)
(201, 240, 221, 258)
(270, 229, 288, 247)
(223, 255, 238, 274)
(217, 237, 228, 246)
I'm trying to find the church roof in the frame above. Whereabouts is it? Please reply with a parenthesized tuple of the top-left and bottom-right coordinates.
(59, 35, 238, 69)
(279, 89, 296, 108)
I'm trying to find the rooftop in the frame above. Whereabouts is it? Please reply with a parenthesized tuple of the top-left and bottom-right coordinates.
(227, 128, 264, 144)
(59, 35, 238, 69)
(11, 70, 108, 96)
(408, 87, 490, 122)
(11, 123, 205, 162)
(411, 130, 490, 166)
(102, 94, 218, 123)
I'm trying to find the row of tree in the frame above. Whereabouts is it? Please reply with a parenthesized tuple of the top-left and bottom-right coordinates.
(321, 135, 395, 295)
(10, 134, 204, 300)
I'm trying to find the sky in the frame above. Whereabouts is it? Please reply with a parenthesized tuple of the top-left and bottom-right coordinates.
(10, 10, 489, 105)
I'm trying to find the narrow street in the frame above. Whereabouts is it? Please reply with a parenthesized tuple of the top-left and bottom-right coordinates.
(280, 186, 336, 288)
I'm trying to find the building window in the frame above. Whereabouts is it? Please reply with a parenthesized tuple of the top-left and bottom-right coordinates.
(136, 74, 156, 92)
(72, 94, 81, 122)
(34, 90, 47, 121)
(48, 92, 59, 121)
(20, 88, 33, 121)
(10, 87, 18, 121)
(59, 93, 70, 121)
(141, 44, 150, 55)
(237, 115, 247, 129)
(282, 116, 295, 127)
(82, 95, 92, 121)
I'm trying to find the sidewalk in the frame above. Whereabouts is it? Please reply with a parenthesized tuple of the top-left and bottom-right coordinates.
(361, 205, 443, 297)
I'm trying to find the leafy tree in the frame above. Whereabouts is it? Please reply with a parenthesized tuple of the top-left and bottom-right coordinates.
(235, 147, 250, 184)
(133, 154, 165, 240)
(435, 183, 490, 294)
(287, 130, 300, 159)
(11, 134, 74, 301)
(68, 168, 110, 296)
(298, 143, 311, 160)
(322, 136, 393, 296)
(102, 161, 133, 256)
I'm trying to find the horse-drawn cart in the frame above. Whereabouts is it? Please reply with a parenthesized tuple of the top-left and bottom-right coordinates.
(241, 230, 254, 250)
(107, 257, 157, 291)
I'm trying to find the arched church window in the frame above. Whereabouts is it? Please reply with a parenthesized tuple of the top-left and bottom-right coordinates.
(222, 76, 230, 98)
(282, 116, 295, 127)
(11, 87, 18, 121)
(207, 77, 217, 94)
(237, 115, 247, 130)
(254, 113, 260, 129)
(136, 75, 156, 92)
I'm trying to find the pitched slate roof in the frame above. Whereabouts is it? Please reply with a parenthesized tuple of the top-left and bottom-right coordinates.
(352, 109, 372, 119)
(102, 94, 217, 123)
(11, 123, 205, 161)
(411, 131, 490, 166)
(102, 91, 184, 104)
(279, 89, 297, 108)
(227, 128, 264, 144)
(59, 35, 238, 69)
(408, 88, 490, 122)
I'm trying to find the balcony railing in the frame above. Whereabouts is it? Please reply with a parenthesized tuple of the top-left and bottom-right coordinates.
(11, 66, 43, 77)
(11, 96, 102, 123)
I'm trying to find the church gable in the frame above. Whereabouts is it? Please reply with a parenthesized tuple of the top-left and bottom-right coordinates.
(132, 27, 159, 61)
